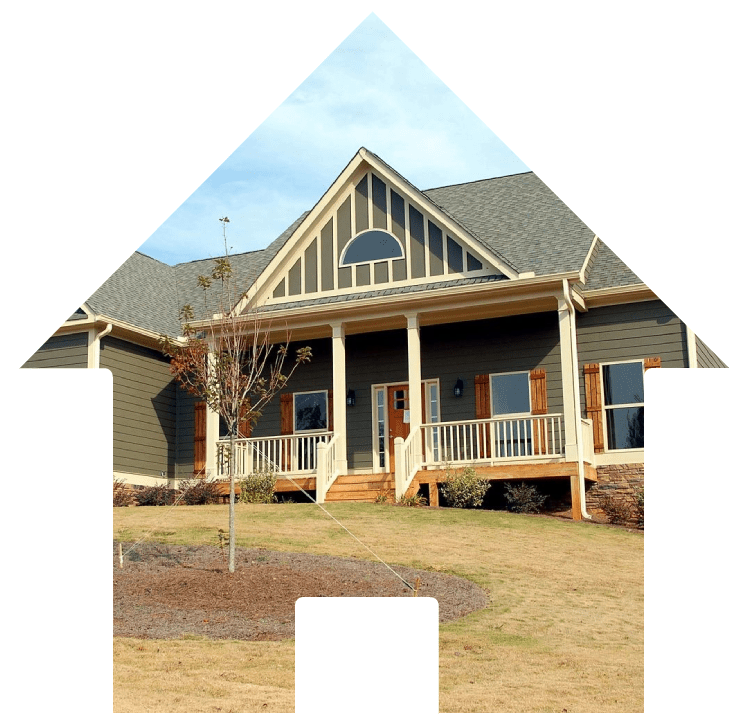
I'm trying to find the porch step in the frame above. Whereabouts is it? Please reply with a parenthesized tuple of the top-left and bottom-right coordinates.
(325, 473, 395, 503)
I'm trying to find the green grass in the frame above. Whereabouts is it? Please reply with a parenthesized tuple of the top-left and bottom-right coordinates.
(114, 503, 643, 713)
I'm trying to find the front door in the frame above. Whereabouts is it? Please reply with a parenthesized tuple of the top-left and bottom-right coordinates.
(387, 384, 410, 471)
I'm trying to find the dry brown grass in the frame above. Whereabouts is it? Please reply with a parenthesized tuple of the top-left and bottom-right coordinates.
(114, 503, 643, 713)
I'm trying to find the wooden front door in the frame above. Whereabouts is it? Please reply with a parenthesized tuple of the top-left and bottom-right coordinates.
(387, 384, 410, 471)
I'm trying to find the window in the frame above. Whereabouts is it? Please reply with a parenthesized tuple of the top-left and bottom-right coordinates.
(490, 372, 531, 416)
(340, 229, 405, 265)
(490, 372, 532, 457)
(602, 361, 644, 450)
(294, 391, 328, 432)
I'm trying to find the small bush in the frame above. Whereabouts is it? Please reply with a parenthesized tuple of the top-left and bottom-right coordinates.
(238, 472, 276, 504)
(503, 482, 548, 514)
(133, 483, 173, 506)
(397, 492, 426, 507)
(441, 467, 490, 509)
(113, 479, 132, 507)
(634, 487, 644, 528)
(179, 477, 222, 505)
(598, 494, 634, 525)
(374, 490, 391, 504)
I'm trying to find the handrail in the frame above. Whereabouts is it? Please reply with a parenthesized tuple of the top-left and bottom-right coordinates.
(315, 432, 341, 503)
(216, 432, 333, 477)
(422, 414, 564, 466)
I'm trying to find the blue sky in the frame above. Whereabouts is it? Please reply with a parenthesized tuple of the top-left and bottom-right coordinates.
(138, 14, 528, 265)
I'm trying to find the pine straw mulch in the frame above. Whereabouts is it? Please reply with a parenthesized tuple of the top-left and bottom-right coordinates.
(113, 542, 489, 641)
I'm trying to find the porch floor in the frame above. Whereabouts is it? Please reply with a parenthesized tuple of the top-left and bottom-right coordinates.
(217, 461, 596, 519)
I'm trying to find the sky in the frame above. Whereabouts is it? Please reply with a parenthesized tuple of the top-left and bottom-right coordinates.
(138, 14, 529, 265)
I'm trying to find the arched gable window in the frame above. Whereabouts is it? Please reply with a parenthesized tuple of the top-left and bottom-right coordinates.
(340, 229, 404, 266)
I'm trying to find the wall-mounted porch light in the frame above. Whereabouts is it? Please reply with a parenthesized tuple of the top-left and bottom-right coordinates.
(346, 389, 356, 406)
(453, 379, 464, 397)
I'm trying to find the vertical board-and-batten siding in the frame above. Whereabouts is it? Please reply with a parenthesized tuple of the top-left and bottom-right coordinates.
(22, 332, 88, 368)
(100, 335, 176, 478)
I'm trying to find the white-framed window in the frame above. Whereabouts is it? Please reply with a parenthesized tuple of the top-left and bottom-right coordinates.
(294, 390, 328, 433)
(490, 371, 531, 417)
(340, 229, 405, 266)
(601, 360, 644, 450)
(490, 371, 532, 457)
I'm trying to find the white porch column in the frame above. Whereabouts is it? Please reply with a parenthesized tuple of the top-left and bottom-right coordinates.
(557, 297, 579, 463)
(331, 322, 348, 475)
(558, 281, 590, 520)
(406, 314, 423, 461)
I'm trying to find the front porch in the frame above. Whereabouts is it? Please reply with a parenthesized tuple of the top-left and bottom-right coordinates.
(214, 413, 596, 519)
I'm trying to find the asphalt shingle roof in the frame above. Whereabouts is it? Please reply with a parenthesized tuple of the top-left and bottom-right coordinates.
(79, 157, 632, 337)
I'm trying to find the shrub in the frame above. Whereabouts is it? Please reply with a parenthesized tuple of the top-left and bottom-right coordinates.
(503, 482, 548, 514)
(440, 467, 490, 508)
(113, 479, 132, 507)
(634, 487, 644, 528)
(397, 492, 426, 507)
(598, 494, 634, 525)
(179, 476, 222, 505)
(238, 472, 276, 504)
(133, 482, 173, 506)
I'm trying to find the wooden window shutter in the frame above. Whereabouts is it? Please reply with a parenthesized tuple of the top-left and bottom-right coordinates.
(280, 393, 294, 435)
(583, 364, 605, 453)
(238, 402, 253, 439)
(530, 369, 548, 415)
(475, 375, 491, 419)
(530, 369, 548, 455)
(328, 391, 333, 431)
(475, 375, 490, 458)
(644, 356, 662, 371)
(194, 401, 206, 476)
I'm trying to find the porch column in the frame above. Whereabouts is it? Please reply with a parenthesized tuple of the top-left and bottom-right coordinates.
(558, 282, 590, 520)
(406, 313, 423, 462)
(331, 322, 348, 475)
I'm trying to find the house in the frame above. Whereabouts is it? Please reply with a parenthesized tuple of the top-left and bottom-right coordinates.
(23, 148, 726, 519)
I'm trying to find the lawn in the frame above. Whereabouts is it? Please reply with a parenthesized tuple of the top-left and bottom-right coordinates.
(113, 503, 643, 713)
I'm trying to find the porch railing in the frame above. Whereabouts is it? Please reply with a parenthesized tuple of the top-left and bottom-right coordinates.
(422, 414, 564, 466)
(315, 432, 343, 503)
(216, 432, 334, 478)
(394, 428, 421, 499)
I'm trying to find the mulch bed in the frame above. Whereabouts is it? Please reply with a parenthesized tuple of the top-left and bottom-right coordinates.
(113, 542, 489, 641)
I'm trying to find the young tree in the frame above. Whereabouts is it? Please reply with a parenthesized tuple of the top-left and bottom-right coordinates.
(161, 217, 311, 572)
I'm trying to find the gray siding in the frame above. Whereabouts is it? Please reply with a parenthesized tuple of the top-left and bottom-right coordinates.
(23, 332, 88, 368)
(695, 336, 728, 368)
(576, 300, 689, 408)
(175, 386, 198, 478)
(577, 300, 687, 367)
(100, 335, 176, 478)
(253, 316, 563, 472)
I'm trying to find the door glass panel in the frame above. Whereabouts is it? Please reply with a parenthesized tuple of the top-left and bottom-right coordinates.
(377, 389, 385, 468)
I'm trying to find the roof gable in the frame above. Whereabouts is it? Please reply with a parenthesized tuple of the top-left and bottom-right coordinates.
(237, 149, 516, 314)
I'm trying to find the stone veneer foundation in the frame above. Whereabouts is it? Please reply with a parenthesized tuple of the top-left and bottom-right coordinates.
(585, 463, 644, 525)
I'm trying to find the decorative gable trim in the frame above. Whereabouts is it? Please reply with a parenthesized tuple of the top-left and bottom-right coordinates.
(234, 149, 519, 317)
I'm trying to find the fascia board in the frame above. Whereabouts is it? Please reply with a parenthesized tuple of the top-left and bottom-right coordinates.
(59, 314, 171, 351)
(232, 149, 369, 317)
(248, 272, 578, 330)
(580, 235, 600, 285)
(582, 284, 657, 307)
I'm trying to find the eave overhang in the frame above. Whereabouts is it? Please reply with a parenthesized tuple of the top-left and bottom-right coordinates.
(193, 272, 584, 342)
(582, 283, 658, 308)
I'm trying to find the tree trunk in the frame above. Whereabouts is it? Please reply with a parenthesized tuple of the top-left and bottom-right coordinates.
(228, 432, 236, 573)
